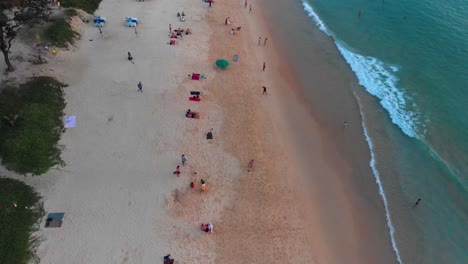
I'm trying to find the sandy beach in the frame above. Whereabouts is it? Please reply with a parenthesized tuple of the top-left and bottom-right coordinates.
(1, 0, 397, 263)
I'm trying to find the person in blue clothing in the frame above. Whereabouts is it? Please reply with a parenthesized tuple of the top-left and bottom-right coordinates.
(137, 81, 143, 92)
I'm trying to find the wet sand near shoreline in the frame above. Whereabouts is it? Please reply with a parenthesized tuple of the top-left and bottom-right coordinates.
(0, 0, 396, 263)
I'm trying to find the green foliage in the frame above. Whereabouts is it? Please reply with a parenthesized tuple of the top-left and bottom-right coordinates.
(60, 0, 103, 14)
(0, 77, 67, 175)
(44, 18, 79, 48)
(0, 178, 44, 264)
(64, 8, 79, 17)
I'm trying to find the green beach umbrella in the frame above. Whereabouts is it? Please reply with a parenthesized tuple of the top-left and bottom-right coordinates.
(215, 59, 230, 69)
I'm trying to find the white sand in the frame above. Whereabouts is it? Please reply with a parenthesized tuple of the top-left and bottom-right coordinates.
(2, 0, 241, 263)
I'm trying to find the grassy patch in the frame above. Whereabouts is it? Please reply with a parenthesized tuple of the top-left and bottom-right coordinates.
(0, 178, 44, 264)
(0, 77, 67, 175)
(64, 8, 79, 17)
(44, 18, 79, 48)
(60, 0, 103, 14)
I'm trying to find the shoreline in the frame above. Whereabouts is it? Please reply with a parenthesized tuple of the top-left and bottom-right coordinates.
(204, 0, 397, 263)
(0, 0, 398, 263)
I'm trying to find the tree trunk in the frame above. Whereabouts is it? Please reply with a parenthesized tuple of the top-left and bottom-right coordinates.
(1, 47, 14, 72)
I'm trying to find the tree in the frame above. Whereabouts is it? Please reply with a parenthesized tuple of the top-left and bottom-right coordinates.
(0, 0, 52, 71)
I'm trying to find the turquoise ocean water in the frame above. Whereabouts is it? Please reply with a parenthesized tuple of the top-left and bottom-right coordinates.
(300, 0, 468, 263)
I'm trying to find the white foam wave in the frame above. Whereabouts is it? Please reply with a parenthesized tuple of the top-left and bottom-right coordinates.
(302, 1, 331, 36)
(302, 1, 421, 139)
(336, 43, 420, 138)
(301, 2, 407, 263)
(362, 123, 403, 264)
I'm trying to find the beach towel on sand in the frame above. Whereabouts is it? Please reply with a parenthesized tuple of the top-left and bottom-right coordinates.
(191, 73, 200, 80)
(189, 97, 201, 102)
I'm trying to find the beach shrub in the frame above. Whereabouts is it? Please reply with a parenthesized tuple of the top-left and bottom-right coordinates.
(60, 0, 103, 14)
(64, 8, 79, 17)
(0, 77, 67, 175)
(0, 177, 44, 264)
(44, 18, 79, 48)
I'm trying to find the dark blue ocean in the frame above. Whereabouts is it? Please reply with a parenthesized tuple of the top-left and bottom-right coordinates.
(300, 0, 468, 263)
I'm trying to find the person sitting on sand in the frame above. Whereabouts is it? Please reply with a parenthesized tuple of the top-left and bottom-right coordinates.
(177, 12, 181, 17)
(164, 254, 174, 263)
(182, 11, 185, 17)
(229, 29, 235, 35)
(237, 26, 242, 31)
(186, 28, 192, 35)
(128, 51, 133, 61)
(186, 109, 191, 117)
(200, 223, 212, 233)
(248, 159, 254, 172)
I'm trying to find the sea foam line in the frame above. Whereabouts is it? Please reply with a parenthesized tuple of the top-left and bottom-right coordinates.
(362, 122, 403, 264)
(302, 1, 331, 36)
(301, 0, 422, 139)
(302, 1, 404, 263)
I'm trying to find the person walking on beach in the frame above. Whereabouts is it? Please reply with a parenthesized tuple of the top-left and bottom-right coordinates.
(343, 121, 347, 128)
(247, 159, 254, 172)
(258, 37, 261, 45)
(173, 165, 181, 177)
(98, 26, 103, 36)
(263, 86, 267, 95)
(244, 0, 248, 8)
(249, 4, 252, 13)
(181, 154, 188, 165)
(137, 81, 143, 92)
(262, 62, 266, 71)
(169, 24, 172, 33)
(134, 27, 138, 36)
(264, 37, 268, 46)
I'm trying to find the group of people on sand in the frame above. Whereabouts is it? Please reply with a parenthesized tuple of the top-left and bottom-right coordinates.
(177, 11, 186, 22)
(225, 16, 242, 35)
(171, 28, 191, 39)
(169, 12, 192, 44)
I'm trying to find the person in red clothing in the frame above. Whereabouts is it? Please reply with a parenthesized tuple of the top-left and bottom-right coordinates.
(190, 181, 195, 189)
(247, 159, 254, 172)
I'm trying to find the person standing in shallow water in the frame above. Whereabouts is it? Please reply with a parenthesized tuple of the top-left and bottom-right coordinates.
(415, 198, 421, 206)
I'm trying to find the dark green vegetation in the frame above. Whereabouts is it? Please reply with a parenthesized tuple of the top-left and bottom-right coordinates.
(0, 178, 44, 264)
(0, 0, 52, 71)
(64, 8, 79, 17)
(44, 18, 79, 48)
(0, 77, 67, 175)
(60, 0, 103, 14)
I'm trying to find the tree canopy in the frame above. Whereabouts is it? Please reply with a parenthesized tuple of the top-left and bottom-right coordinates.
(0, 0, 52, 71)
